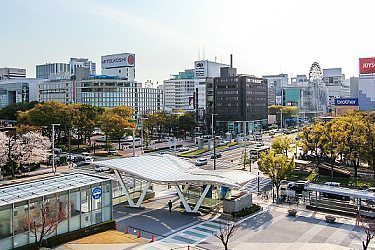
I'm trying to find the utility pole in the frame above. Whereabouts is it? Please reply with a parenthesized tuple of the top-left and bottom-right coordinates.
(243, 121, 247, 171)
(212, 113, 218, 170)
(132, 128, 135, 157)
(51, 124, 60, 175)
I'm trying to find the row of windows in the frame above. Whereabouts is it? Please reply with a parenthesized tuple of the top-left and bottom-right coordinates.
(216, 90, 239, 95)
(217, 96, 239, 101)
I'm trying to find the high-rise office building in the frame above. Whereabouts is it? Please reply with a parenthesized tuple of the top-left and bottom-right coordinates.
(101, 53, 135, 81)
(358, 57, 375, 110)
(36, 63, 70, 79)
(262, 74, 288, 106)
(0, 68, 26, 80)
(214, 67, 268, 134)
(69, 58, 96, 75)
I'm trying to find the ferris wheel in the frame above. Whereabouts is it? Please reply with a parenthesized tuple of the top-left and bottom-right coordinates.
(308, 62, 322, 82)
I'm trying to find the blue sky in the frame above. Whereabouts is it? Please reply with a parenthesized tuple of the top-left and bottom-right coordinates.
(1, 0, 375, 84)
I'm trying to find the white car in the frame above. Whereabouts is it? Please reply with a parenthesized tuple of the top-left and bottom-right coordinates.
(95, 165, 110, 172)
(84, 156, 94, 164)
(195, 158, 208, 166)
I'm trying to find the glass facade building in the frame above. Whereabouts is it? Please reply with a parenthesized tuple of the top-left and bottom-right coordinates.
(0, 79, 42, 109)
(0, 174, 112, 250)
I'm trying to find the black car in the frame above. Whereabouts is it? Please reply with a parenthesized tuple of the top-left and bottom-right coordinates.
(211, 153, 222, 159)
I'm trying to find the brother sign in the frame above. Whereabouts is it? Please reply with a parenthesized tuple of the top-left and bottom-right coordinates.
(334, 98, 359, 106)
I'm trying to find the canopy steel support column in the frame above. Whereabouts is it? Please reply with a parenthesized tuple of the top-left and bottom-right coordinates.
(114, 169, 135, 207)
(183, 184, 190, 193)
(192, 184, 211, 213)
(175, 184, 192, 212)
(135, 181, 151, 207)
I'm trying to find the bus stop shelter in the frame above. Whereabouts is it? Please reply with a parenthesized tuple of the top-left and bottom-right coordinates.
(305, 184, 375, 217)
(96, 154, 258, 213)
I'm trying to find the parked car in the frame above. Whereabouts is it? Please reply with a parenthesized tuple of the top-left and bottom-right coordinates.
(82, 152, 90, 157)
(54, 148, 63, 154)
(255, 142, 264, 147)
(67, 153, 75, 161)
(210, 153, 222, 159)
(366, 187, 375, 193)
(95, 165, 110, 172)
(195, 158, 208, 166)
(218, 141, 227, 146)
(178, 147, 189, 152)
(108, 150, 118, 155)
(83, 156, 94, 164)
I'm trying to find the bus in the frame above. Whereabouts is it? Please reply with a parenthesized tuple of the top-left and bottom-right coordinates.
(249, 146, 270, 160)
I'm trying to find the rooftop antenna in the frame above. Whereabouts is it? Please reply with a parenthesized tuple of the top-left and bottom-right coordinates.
(230, 54, 233, 68)
(214, 56, 217, 62)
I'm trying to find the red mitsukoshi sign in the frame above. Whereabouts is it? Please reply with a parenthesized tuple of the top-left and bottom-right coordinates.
(359, 57, 375, 74)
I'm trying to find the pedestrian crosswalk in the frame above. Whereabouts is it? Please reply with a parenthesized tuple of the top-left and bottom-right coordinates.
(243, 176, 272, 193)
(164, 217, 230, 245)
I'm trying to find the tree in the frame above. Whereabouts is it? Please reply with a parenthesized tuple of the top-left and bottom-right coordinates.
(258, 150, 295, 198)
(320, 120, 341, 181)
(25, 195, 67, 249)
(0, 132, 8, 178)
(0, 101, 38, 120)
(3, 131, 50, 177)
(214, 219, 237, 250)
(268, 105, 299, 127)
(362, 112, 375, 182)
(98, 106, 135, 149)
(271, 136, 293, 156)
(356, 214, 375, 250)
(299, 123, 326, 167)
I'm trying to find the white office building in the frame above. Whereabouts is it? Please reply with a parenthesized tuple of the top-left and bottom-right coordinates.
(36, 63, 70, 80)
(194, 60, 228, 79)
(101, 53, 135, 81)
(38, 79, 74, 104)
(263, 74, 288, 106)
(0, 68, 26, 80)
(69, 58, 96, 75)
(0, 78, 43, 109)
(322, 68, 349, 112)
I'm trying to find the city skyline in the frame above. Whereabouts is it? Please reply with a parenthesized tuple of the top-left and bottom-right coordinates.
(1, 0, 375, 84)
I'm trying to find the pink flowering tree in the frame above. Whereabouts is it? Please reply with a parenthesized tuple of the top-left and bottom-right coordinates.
(0, 132, 8, 178)
(3, 131, 51, 177)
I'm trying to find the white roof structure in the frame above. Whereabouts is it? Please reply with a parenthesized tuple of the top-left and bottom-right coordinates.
(96, 154, 257, 189)
(0, 173, 108, 206)
(306, 184, 375, 201)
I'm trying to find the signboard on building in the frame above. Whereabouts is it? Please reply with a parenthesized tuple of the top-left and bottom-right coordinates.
(101, 53, 135, 68)
(227, 122, 234, 131)
(92, 187, 102, 199)
(334, 98, 358, 106)
(359, 57, 375, 74)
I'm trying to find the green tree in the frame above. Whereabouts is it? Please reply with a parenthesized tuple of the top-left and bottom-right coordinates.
(178, 112, 196, 139)
(299, 122, 326, 167)
(98, 106, 135, 149)
(271, 136, 293, 156)
(258, 150, 295, 198)
(362, 112, 375, 182)
(0, 101, 39, 120)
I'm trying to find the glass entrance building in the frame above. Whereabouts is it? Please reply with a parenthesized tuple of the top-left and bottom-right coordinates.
(0, 173, 112, 250)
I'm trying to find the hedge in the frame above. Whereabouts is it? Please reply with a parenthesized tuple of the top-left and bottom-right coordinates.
(231, 204, 261, 218)
(14, 220, 116, 250)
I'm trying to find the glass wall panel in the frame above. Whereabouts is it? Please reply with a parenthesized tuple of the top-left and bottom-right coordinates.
(81, 187, 91, 228)
(0, 205, 12, 247)
(13, 201, 29, 248)
(28, 198, 42, 244)
(57, 192, 69, 235)
(69, 189, 80, 231)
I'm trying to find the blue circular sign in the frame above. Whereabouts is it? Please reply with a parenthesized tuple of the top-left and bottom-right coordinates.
(92, 187, 102, 200)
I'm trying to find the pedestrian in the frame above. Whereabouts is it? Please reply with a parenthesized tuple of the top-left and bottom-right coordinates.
(168, 200, 172, 213)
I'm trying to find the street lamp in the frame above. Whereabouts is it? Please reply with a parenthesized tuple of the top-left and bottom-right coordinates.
(124, 127, 136, 157)
(51, 124, 60, 175)
(257, 171, 260, 194)
(211, 113, 218, 170)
